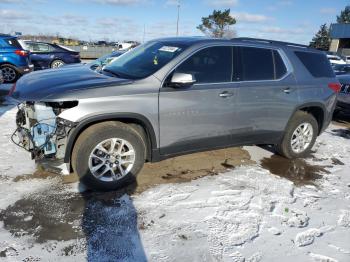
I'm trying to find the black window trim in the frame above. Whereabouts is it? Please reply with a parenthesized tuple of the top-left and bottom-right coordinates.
(162, 43, 237, 87)
(161, 43, 292, 87)
(237, 45, 291, 83)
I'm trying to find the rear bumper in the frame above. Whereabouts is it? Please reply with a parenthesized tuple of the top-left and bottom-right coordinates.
(17, 64, 34, 75)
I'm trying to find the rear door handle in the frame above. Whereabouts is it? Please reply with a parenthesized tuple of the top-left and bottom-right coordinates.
(219, 91, 234, 98)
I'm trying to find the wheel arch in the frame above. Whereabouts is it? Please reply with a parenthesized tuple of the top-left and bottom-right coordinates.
(0, 62, 17, 67)
(292, 102, 326, 135)
(64, 113, 158, 166)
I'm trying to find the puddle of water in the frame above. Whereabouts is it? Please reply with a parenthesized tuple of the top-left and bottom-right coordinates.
(331, 128, 350, 139)
(0, 184, 137, 244)
(260, 155, 331, 186)
(0, 189, 85, 243)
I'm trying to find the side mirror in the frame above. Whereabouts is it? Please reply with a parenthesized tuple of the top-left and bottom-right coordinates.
(169, 73, 196, 88)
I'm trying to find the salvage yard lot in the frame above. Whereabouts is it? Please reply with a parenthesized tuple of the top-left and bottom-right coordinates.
(0, 101, 350, 261)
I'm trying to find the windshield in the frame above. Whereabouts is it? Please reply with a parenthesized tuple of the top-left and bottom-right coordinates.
(104, 41, 189, 79)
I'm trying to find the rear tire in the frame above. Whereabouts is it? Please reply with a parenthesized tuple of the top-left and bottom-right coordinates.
(72, 121, 146, 191)
(51, 59, 65, 68)
(0, 64, 20, 83)
(276, 111, 318, 159)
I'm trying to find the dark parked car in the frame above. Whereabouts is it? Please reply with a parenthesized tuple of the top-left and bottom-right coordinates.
(20, 41, 81, 70)
(335, 75, 350, 114)
(11, 37, 339, 190)
(333, 64, 350, 75)
(0, 34, 33, 83)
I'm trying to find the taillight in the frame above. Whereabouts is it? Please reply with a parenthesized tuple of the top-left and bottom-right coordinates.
(8, 83, 16, 96)
(328, 82, 341, 93)
(14, 50, 28, 57)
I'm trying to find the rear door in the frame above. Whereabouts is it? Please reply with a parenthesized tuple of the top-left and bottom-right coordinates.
(28, 42, 53, 69)
(159, 45, 241, 155)
(235, 46, 299, 144)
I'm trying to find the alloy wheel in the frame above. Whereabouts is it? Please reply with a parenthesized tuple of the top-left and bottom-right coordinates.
(290, 122, 313, 153)
(1, 67, 17, 82)
(51, 60, 64, 68)
(88, 138, 136, 182)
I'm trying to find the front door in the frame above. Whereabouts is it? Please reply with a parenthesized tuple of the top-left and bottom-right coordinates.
(159, 45, 241, 155)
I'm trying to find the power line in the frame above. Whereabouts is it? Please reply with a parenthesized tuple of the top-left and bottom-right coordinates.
(176, 0, 180, 36)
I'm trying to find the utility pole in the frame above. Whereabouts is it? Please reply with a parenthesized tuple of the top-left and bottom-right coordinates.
(176, 0, 180, 36)
(143, 24, 146, 43)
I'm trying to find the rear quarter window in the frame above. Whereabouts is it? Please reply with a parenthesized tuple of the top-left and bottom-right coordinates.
(295, 51, 334, 78)
(273, 50, 287, 79)
(3, 38, 22, 49)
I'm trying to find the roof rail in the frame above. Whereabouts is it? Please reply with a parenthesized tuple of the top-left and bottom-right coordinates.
(231, 37, 310, 49)
(0, 33, 12, 37)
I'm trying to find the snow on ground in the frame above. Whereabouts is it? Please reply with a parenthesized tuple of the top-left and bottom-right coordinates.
(0, 105, 349, 262)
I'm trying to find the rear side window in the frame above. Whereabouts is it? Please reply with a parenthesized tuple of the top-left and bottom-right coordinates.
(3, 38, 22, 49)
(240, 47, 275, 81)
(295, 51, 334, 78)
(175, 46, 233, 83)
(29, 43, 51, 52)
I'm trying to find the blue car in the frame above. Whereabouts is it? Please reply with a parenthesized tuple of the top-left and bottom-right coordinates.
(0, 34, 33, 83)
(21, 41, 81, 70)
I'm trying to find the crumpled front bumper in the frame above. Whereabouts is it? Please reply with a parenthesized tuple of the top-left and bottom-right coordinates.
(12, 103, 76, 162)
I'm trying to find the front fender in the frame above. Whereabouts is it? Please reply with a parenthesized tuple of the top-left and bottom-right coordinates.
(63, 113, 158, 164)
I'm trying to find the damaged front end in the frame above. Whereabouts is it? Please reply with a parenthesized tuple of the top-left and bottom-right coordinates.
(12, 101, 78, 162)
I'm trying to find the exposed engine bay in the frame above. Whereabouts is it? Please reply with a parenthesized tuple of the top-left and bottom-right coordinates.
(12, 101, 77, 160)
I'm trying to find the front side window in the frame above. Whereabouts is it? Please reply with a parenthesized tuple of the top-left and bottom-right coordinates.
(174, 46, 233, 83)
(105, 41, 189, 79)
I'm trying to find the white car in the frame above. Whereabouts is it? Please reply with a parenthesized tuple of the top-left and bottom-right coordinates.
(327, 54, 346, 65)
(344, 55, 350, 64)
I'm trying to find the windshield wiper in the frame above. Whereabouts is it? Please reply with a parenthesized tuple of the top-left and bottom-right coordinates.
(102, 68, 122, 78)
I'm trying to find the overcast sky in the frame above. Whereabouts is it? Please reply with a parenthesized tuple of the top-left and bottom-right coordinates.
(0, 0, 348, 44)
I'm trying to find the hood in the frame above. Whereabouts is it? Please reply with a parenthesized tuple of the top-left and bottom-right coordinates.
(11, 65, 132, 101)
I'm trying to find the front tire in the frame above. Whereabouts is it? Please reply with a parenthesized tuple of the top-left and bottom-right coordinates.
(276, 111, 318, 159)
(72, 121, 146, 191)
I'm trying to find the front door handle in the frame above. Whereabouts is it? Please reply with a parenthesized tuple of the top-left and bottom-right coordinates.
(219, 91, 234, 98)
(283, 87, 291, 94)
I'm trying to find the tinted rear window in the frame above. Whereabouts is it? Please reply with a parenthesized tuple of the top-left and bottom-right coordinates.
(295, 51, 334, 78)
(240, 47, 274, 81)
(3, 38, 22, 49)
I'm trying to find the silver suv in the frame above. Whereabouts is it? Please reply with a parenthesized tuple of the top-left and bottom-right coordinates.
(11, 37, 339, 190)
